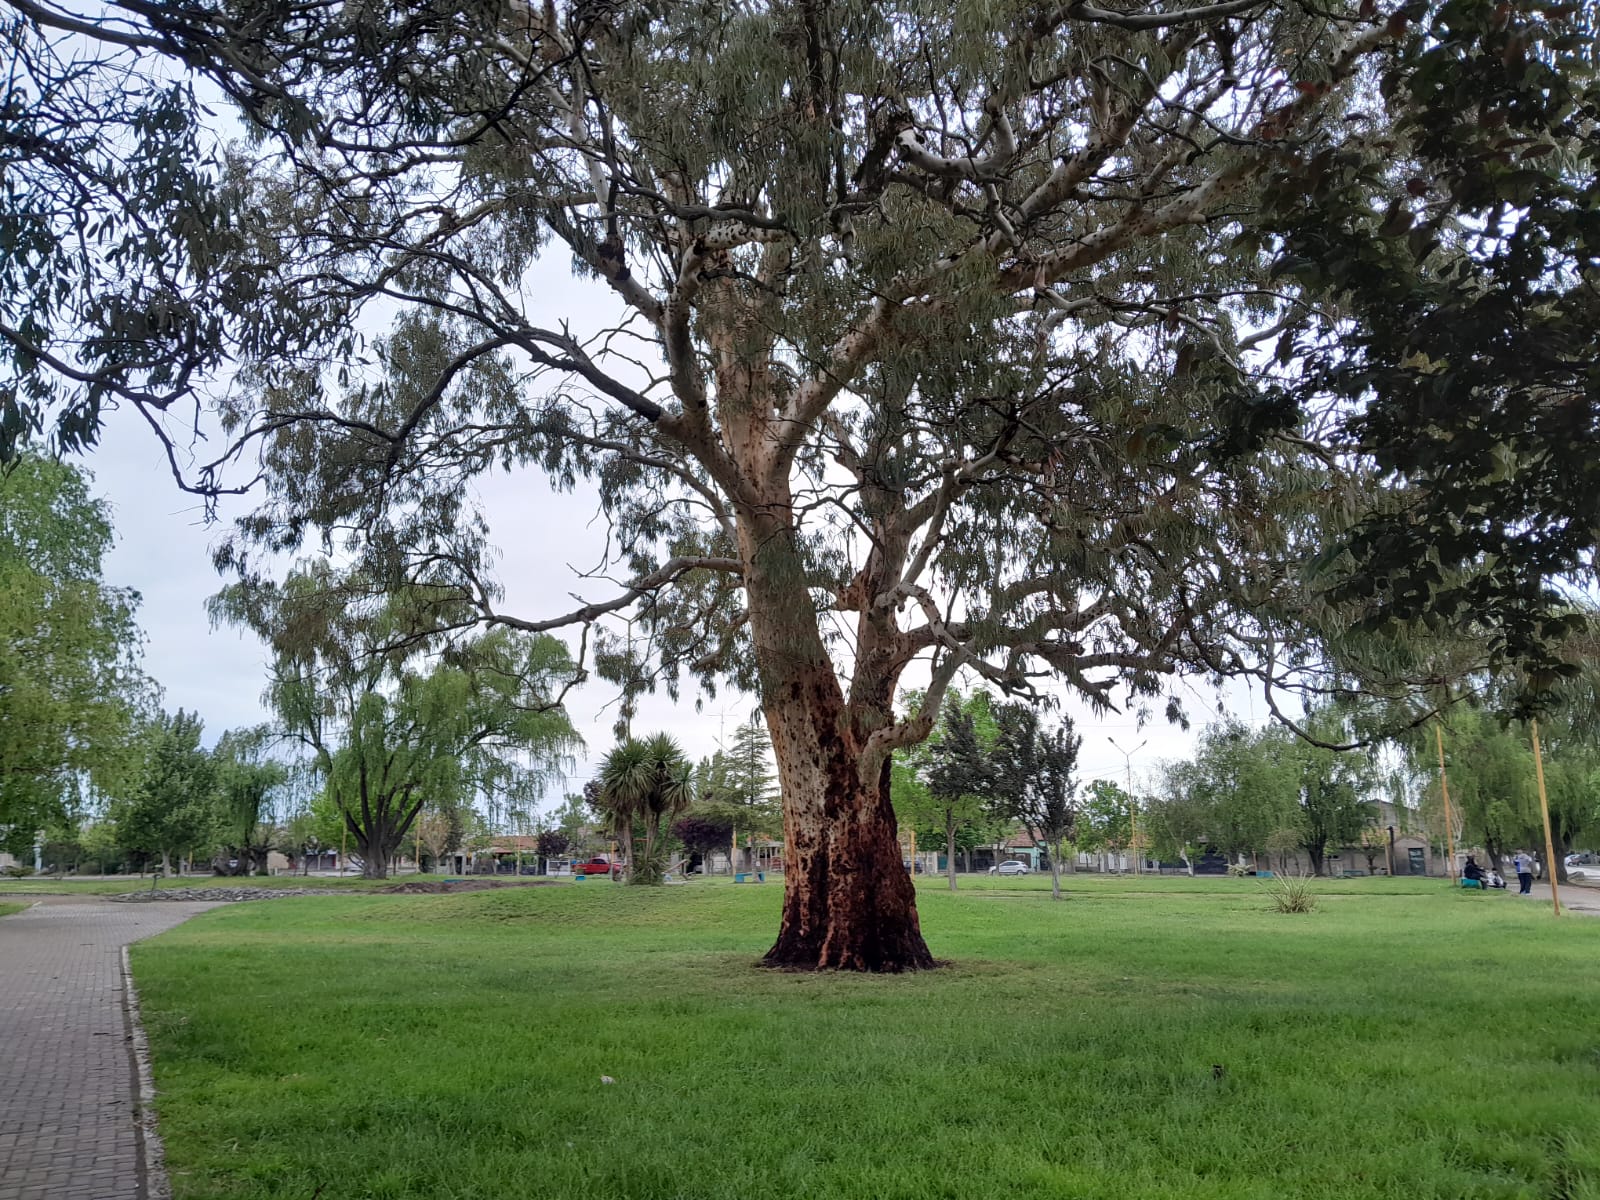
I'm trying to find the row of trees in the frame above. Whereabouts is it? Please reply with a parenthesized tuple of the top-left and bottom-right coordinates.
(1146, 713, 1378, 876)
(212, 563, 583, 878)
(1145, 702, 1600, 880)
(0, 457, 149, 860)
(1406, 707, 1600, 882)
(27, 709, 293, 876)
(0, 453, 582, 880)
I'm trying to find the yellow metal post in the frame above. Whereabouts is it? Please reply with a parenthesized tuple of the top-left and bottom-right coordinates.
(1529, 719, 1563, 918)
(1433, 721, 1457, 883)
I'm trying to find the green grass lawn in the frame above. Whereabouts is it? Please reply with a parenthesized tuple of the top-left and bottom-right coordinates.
(0, 900, 26, 918)
(133, 876, 1599, 1200)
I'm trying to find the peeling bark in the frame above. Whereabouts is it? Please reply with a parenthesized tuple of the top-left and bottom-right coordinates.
(738, 505, 935, 972)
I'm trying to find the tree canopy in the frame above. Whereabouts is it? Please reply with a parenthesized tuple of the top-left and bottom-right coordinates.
(0, 456, 149, 852)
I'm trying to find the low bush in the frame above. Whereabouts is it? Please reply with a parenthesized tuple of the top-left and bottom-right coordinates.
(1263, 872, 1318, 913)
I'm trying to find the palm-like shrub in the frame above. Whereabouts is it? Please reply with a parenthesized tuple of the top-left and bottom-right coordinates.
(1262, 873, 1318, 914)
(595, 734, 694, 885)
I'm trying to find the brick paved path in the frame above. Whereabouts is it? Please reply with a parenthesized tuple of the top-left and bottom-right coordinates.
(0, 898, 224, 1200)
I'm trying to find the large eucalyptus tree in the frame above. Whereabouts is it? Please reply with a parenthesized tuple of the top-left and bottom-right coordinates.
(7, 0, 1574, 967)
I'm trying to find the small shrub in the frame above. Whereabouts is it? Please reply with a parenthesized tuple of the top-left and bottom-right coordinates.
(2, 864, 35, 878)
(1263, 873, 1318, 913)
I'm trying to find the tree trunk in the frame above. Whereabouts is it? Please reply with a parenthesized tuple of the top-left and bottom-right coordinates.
(361, 845, 389, 880)
(727, 490, 935, 972)
(1049, 850, 1062, 900)
(945, 812, 957, 892)
(760, 669, 934, 971)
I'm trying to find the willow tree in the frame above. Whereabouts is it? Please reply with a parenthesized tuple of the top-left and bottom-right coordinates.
(213, 564, 581, 878)
(11, 0, 1492, 968)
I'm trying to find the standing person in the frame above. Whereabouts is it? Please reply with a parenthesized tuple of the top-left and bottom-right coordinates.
(1514, 851, 1533, 896)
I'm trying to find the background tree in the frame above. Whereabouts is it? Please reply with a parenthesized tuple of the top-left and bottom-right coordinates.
(1079, 780, 1137, 873)
(214, 564, 580, 879)
(0, 456, 149, 855)
(695, 717, 782, 872)
(412, 807, 460, 874)
(1163, 724, 1297, 868)
(551, 793, 601, 862)
(670, 813, 734, 876)
(211, 727, 290, 876)
(918, 693, 1001, 892)
(110, 708, 216, 874)
(594, 734, 695, 885)
(992, 703, 1081, 899)
(1144, 775, 1210, 873)
(1284, 713, 1376, 877)
(1408, 707, 1537, 873)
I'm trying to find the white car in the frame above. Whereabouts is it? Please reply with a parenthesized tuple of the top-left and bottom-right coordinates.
(989, 860, 1031, 876)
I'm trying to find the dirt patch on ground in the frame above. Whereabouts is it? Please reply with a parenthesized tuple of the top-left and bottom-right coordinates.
(378, 878, 567, 894)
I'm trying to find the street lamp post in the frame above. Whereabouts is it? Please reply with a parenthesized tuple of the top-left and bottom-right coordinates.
(1108, 737, 1147, 874)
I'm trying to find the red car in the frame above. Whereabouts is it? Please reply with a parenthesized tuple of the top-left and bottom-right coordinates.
(572, 857, 622, 878)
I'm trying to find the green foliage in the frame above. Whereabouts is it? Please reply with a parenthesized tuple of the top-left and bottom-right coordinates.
(1153, 724, 1297, 865)
(691, 718, 781, 839)
(1411, 702, 1600, 876)
(108, 709, 216, 871)
(1266, 1, 1600, 693)
(0, 12, 247, 460)
(990, 702, 1080, 894)
(1288, 707, 1379, 876)
(1150, 712, 1377, 874)
(1079, 779, 1136, 857)
(211, 727, 290, 875)
(212, 561, 581, 878)
(595, 733, 695, 885)
(891, 689, 1001, 886)
(0, 456, 149, 852)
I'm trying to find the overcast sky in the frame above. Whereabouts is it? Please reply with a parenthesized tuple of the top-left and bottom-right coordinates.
(79, 255, 1236, 822)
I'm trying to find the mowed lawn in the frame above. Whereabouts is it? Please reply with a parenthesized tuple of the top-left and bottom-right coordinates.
(0, 900, 26, 918)
(133, 876, 1599, 1200)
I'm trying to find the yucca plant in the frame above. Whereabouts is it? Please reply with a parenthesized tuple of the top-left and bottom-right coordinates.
(1262, 873, 1318, 914)
(595, 734, 695, 885)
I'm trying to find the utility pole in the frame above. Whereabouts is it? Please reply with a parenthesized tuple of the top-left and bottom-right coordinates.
(1529, 719, 1562, 918)
(1108, 737, 1147, 874)
(1433, 721, 1457, 883)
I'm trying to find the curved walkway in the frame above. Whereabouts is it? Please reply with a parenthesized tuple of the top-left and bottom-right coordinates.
(0, 897, 224, 1200)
